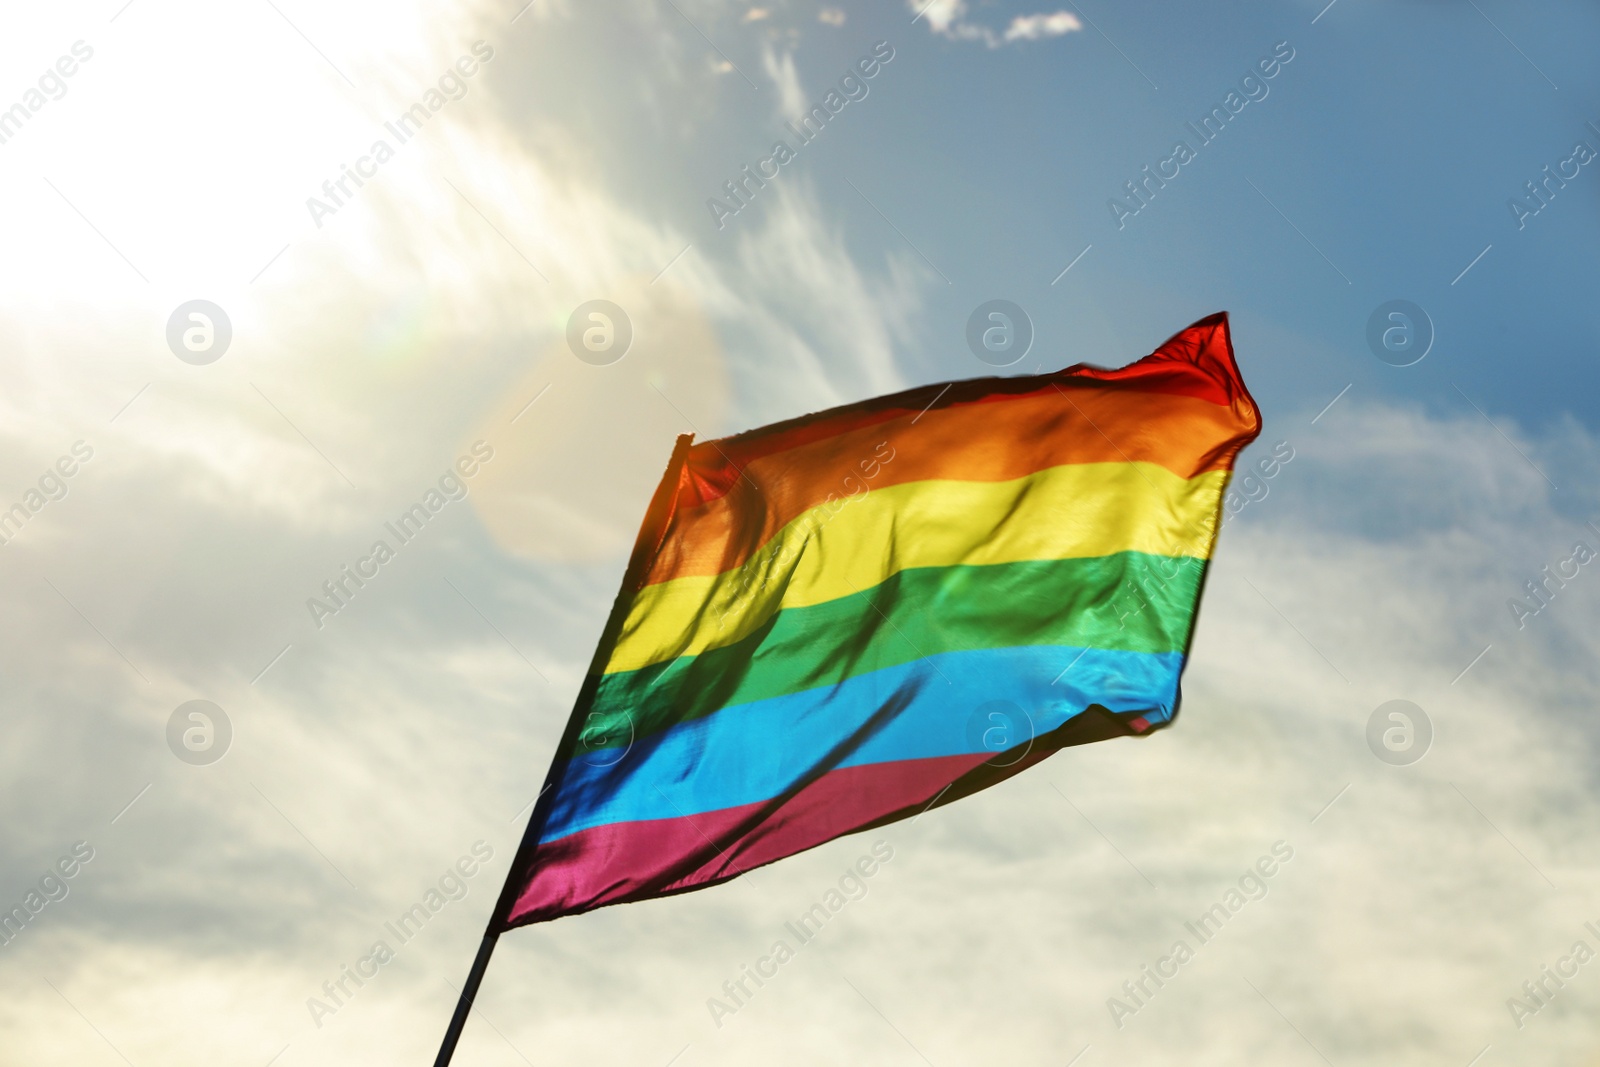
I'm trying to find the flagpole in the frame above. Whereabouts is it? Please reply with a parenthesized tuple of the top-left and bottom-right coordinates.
(433, 931, 500, 1066)
(431, 434, 697, 1066)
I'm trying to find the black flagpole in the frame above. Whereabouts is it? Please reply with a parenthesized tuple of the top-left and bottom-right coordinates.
(432, 932, 500, 1067)
(432, 434, 696, 1066)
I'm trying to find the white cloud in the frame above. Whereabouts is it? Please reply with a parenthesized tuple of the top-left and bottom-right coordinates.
(1004, 10, 1082, 41)
(911, 0, 1081, 47)
(761, 44, 809, 123)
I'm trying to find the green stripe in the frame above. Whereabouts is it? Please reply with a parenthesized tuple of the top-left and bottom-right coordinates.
(572, 552, 1203, 758)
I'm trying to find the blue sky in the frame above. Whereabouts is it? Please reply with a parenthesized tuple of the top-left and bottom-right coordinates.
(570, 0, 1600, 436)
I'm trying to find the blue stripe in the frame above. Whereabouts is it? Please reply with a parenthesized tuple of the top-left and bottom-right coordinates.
(539, 644, 1182, 842)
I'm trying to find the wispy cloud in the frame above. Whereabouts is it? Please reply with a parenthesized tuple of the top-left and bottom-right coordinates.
(912, 0, 1081, 47)
(761, 44, 808, 122)
(1004, 10, 1082, 42)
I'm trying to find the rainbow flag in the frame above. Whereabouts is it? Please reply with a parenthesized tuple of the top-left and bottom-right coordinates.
(496, 313, 1259, 927)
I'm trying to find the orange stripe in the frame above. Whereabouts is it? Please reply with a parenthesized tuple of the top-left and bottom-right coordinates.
(643, 385, 1255, 587)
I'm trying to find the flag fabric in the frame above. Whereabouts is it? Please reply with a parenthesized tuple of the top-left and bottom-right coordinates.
(495, 312, 1260, 928)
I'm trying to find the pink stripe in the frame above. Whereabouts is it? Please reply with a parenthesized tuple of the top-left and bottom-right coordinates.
(503, 752, 995, 926)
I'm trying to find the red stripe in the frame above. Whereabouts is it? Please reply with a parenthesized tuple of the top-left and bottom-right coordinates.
(502, 753, 994, 926)
(673, 313, 1247, 511)
(498, 706, 1144, 928)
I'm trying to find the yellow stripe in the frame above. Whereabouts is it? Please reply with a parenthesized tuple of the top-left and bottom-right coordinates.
(606, 462, 1227, 675)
